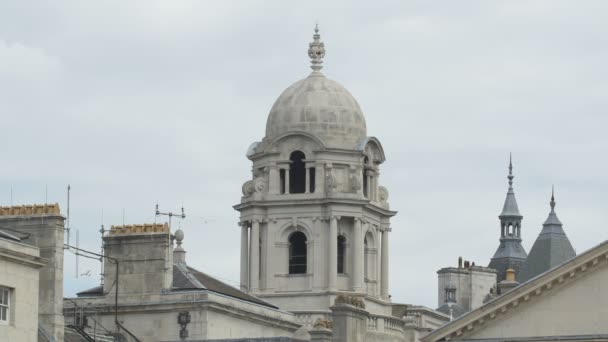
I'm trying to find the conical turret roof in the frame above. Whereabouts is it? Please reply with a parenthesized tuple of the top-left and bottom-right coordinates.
(500, 155, 521, 218)
(517, 189, 576, 283)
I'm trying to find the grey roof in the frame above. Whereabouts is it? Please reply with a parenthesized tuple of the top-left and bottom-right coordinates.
(172, 263, 277, 309)
(490, 157, 527, 281)
(436, 302, 468, 319)
(517, 193, 576, 283)
(76, 264, 277, 309)
(0, 229, 21, 242)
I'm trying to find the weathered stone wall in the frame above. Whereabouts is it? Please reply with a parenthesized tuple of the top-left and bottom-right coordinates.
(0, 206, 65, 341)
(0, 238, 43, 342)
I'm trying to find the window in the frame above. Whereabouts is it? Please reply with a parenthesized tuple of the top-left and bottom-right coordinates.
(289, 151, 306, 194)
(445, 288, 456, 303)
(288, 232, 307, 274)
(337, 235, 346, 274)
(0, 287, 10, 323)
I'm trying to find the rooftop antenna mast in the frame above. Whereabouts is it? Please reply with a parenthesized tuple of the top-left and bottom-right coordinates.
(65, 185, 71, 249)
(155, 203, 186, 230)
(100, 209, 105, 286)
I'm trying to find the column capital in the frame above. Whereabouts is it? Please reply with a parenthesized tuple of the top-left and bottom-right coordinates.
(239, 221, 250, 228)
(354, 217, 364, 223)
(330, 215, 341, 221)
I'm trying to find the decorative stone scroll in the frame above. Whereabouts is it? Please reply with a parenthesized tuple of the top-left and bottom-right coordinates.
(313, 318, 333, 329)
(242, 177, 266, 196)
(334, 294, 366, 309)
(378, 186, 389, 203)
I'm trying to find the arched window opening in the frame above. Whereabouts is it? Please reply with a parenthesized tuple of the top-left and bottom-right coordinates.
(288, 232, 307, 274)
(289, 151, 306, 194)
(337, 235, 346, 274)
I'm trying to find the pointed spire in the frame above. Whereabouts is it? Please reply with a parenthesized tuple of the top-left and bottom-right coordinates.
(308, 24, 325, 72)
(500, 154, 521, 217)
(544, 186, 562, 226)
(550, 185, 556, 212)
(508, 153, 514, 189)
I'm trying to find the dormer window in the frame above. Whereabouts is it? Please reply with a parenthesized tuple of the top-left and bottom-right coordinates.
(445, 288, 457, 303)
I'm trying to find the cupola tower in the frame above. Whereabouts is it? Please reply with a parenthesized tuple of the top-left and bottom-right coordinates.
(234, 27, 396, 318)
(488, 156, 528, 282)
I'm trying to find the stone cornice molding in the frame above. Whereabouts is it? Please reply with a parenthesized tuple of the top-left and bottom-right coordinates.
(423, 240, 608, 342)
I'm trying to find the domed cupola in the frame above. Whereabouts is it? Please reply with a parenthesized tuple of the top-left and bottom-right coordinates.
(264, 25, 367, 150)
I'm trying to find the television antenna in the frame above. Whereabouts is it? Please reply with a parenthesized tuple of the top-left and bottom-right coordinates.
(155, 203, 186, 229)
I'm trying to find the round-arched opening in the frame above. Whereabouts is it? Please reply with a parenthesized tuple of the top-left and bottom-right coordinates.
(288, 231, 307, 274)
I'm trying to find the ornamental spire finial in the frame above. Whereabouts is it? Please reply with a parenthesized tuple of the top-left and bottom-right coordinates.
(508, 153, 514, 189)
(550, 185, 556, 212)
(308, 24, 325, 72)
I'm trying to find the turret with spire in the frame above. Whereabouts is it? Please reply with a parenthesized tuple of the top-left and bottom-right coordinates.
(517, 187, 576, 282)
(488, 155, 528, 282)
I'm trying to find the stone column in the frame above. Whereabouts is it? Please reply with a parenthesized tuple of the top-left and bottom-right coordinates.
(365, 170, 372, 199)
(316, 163, 325, 194)
(373, 171, 380, 202)
(329, 216, 338, 291)
(310, 328, 332, 342)
(305, 166, 311, 193)
(380, 227, 390, 299)
(268, 164, 279, 195)
(353, 218, 364, 292)
(285, 166, 291, 194)
(250, 219, 260, 291)
(240, 222, 249, 290)
(330, 300, 369, 342)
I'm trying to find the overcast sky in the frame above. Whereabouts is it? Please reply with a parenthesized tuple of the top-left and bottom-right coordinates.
(1, 1, 607, 308)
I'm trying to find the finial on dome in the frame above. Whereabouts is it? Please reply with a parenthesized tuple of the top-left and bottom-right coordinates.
(308, 24, 325, 72)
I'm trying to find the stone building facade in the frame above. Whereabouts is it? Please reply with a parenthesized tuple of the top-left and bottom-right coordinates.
(0, 204, 65, 341)
(0, 228, 45, 342)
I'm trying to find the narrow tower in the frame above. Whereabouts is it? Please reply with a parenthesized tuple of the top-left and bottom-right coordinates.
(488, 156, 528, 282)
(234, 27, 396, 319)
(517, 188, 576, 282)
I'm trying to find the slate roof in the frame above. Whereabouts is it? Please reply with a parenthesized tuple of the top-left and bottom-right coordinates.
(77, 264, 277, 309)
(172, 263, 277, 309)
(517, 194, 576, 283)
(436, 302, 467, 319)
(0, 229, 22, 242)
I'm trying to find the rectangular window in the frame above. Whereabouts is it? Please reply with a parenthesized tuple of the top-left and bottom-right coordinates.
(0, 287, 10, 323)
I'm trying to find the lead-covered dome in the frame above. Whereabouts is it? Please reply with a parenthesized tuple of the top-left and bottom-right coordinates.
(264, 26, 367, 150)
(265, 72, 367, 149)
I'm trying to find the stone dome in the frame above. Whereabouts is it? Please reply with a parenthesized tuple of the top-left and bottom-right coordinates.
(265, 72, 367, 149)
